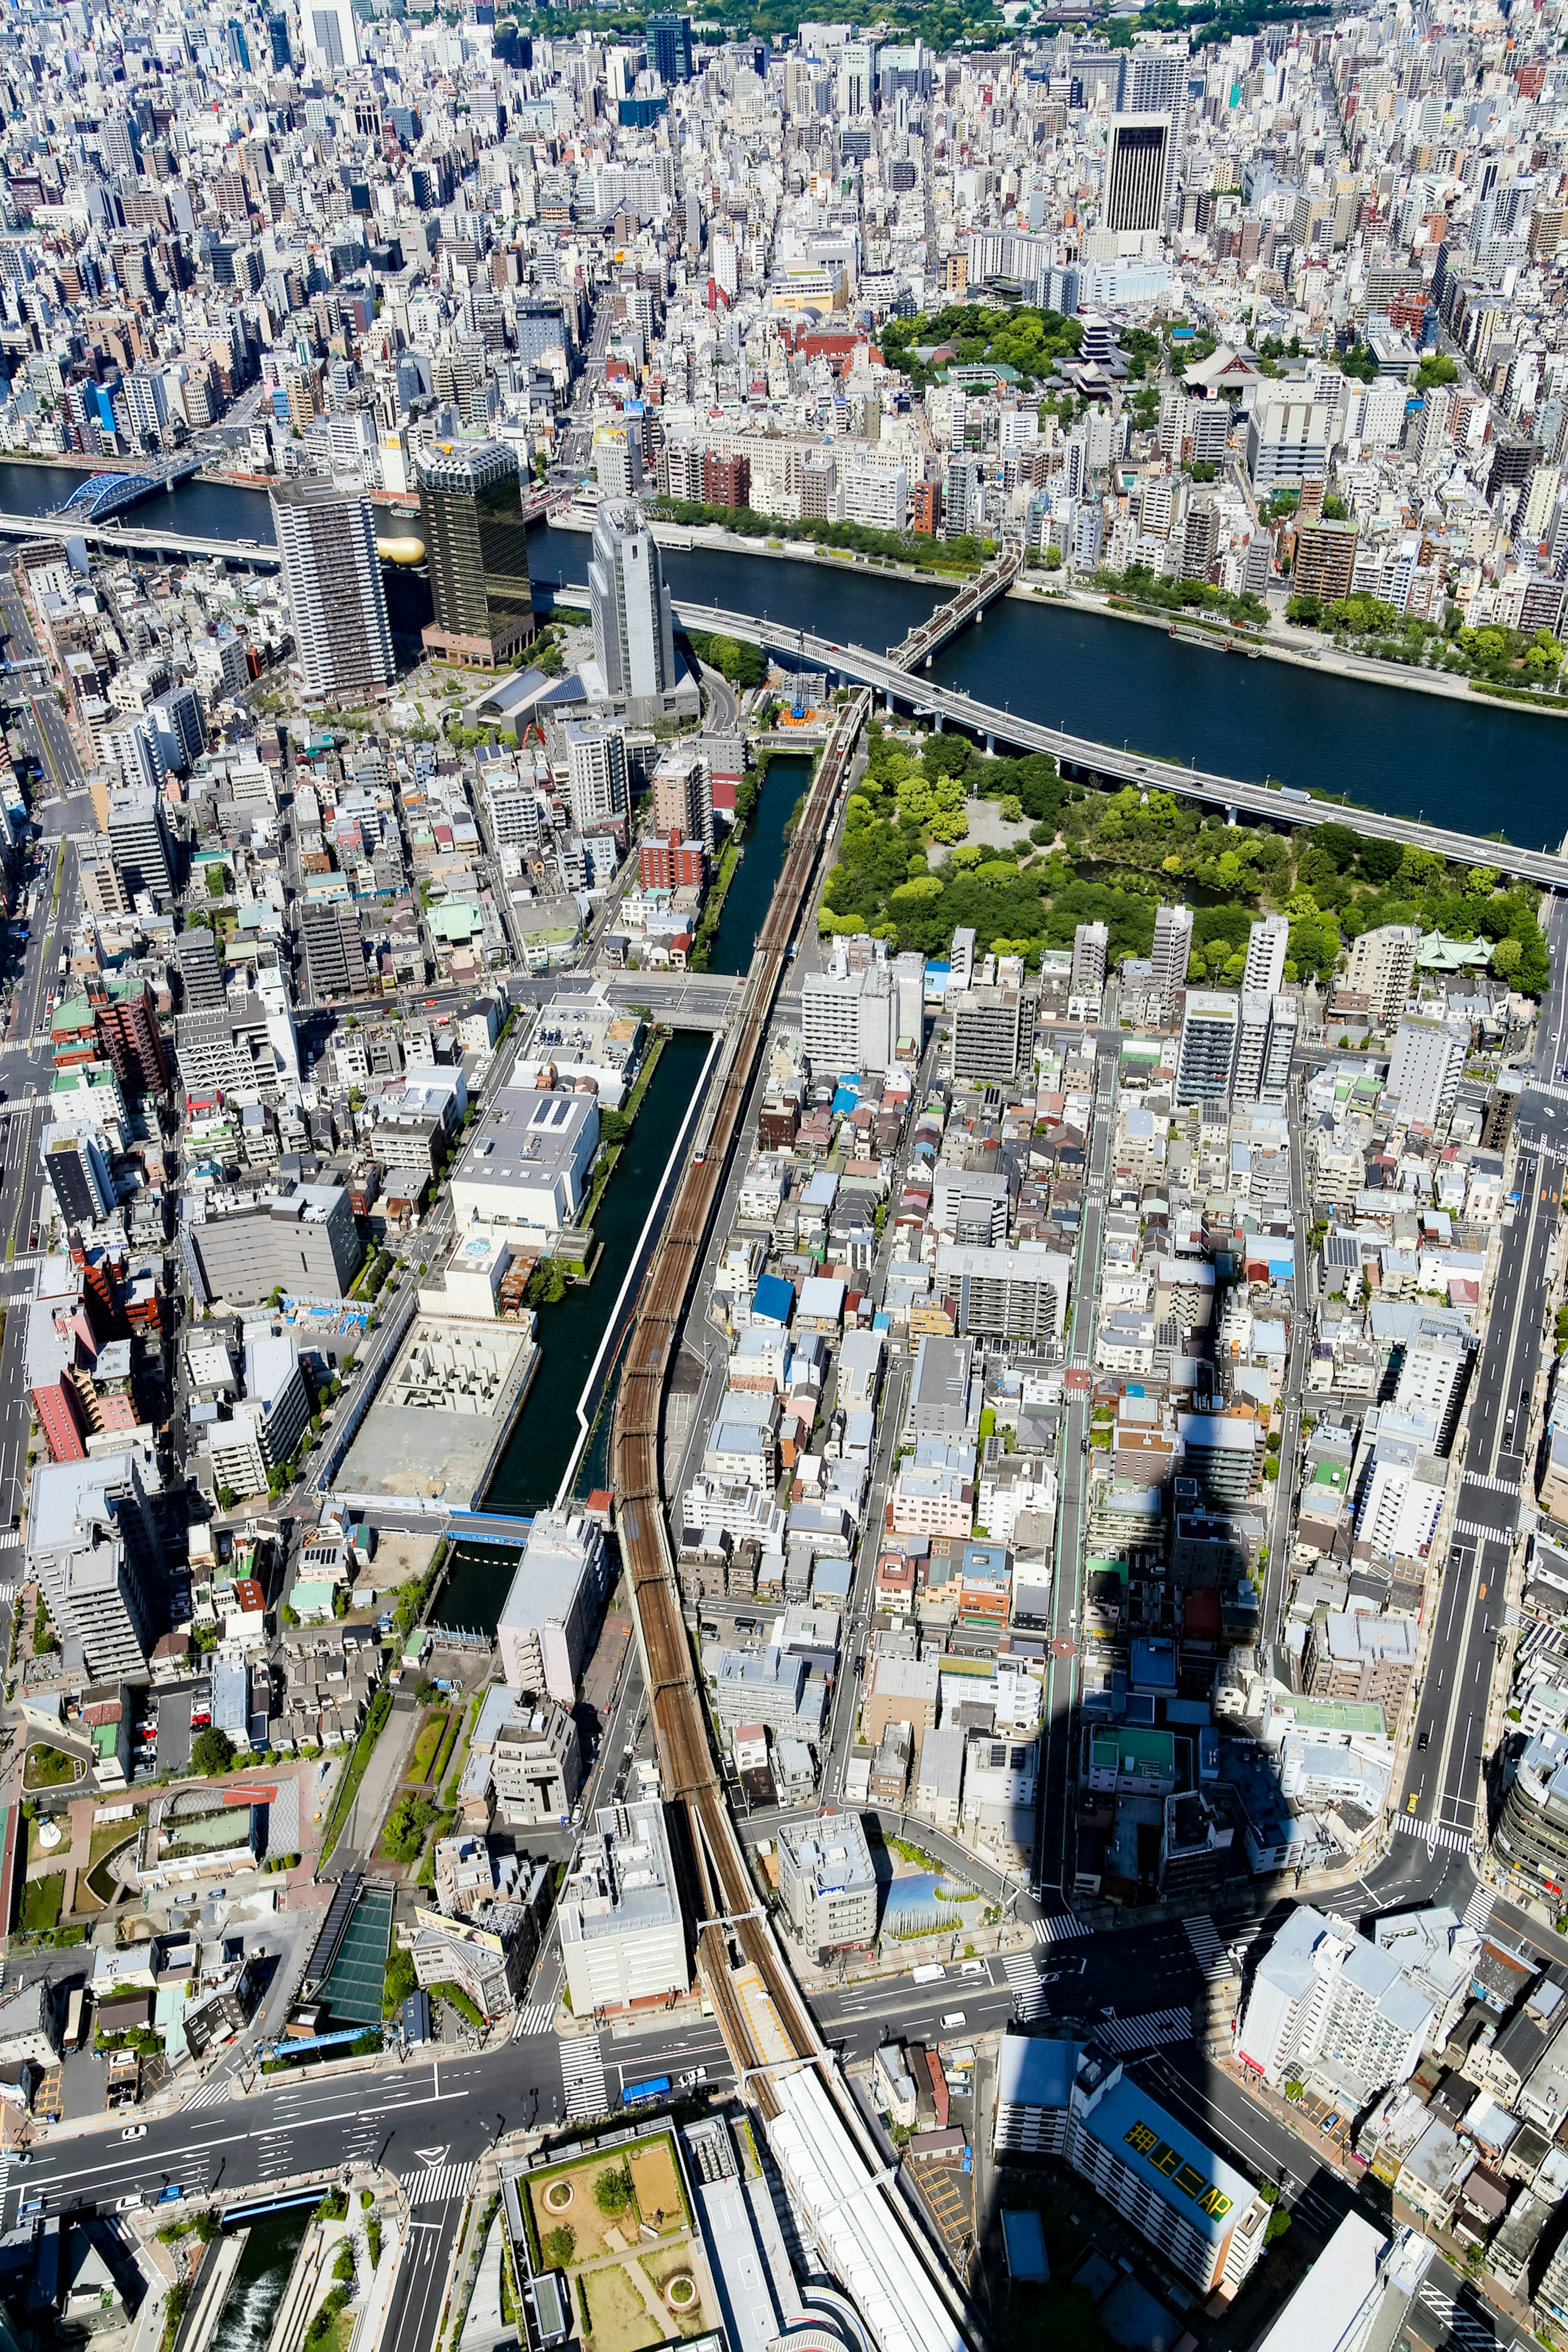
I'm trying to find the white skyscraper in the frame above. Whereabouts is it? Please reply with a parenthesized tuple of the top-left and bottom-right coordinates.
(1152, 902, 1195, 1021)
(1238, 1905, 1434, 2116)
(270, 482, 394, 702)
(1232, 993, 1273, 1103)
(1387, 1019, 1467, 1131)
(588, 501, 675, 704)
(1243, 912, 1290, 997)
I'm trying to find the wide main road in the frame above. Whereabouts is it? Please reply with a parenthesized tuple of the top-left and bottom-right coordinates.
(672, 600, 1568, 890)
(1402, 894, 1568, 1861)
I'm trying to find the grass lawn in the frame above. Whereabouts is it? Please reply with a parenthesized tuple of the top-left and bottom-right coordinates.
(406, 1712, 449, 1785)
(580, 2264, 661, 2352)
(88, 1820, 137, 1869)
(23, 1744, 78, 1790)
(638, 2249, 706, 2335)
(20, 1871, 63, 1933)
(528, 2155, 646, 2267)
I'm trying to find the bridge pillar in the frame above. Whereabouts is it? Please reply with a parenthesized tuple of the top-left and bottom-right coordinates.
(985, 732, 996, 755)
(925, 653, 933, 669)
(933, 710, 944, 731)
(1225, 805, 1238, 825)
(884, 691, 895, 715)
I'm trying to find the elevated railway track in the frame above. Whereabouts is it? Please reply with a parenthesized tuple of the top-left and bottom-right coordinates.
(610, 693, 978, 2352)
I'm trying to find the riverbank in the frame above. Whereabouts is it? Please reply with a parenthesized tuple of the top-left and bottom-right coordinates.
(553, 506, 1568, 724)
(1009, 577, 1568, 720)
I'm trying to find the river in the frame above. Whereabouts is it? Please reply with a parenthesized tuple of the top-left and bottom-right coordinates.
(6, 454, 1552, 843)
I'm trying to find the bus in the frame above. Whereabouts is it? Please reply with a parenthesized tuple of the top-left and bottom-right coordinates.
(622, 2076, 671, 2107)
(63, 1989, 85, 2051)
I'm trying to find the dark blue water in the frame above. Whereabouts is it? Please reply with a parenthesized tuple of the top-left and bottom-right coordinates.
(4, 454, 1553, 845)
(708, 753, 814, 976)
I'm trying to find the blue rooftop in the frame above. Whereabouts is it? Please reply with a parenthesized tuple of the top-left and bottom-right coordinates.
(751, 1273, 794, 1327)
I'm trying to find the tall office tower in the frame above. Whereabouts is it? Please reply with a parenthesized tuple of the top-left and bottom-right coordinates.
(647, 11, 693, 82)
(1243, 911, 1290, 997)
(1104, 114, 1171, 235)
(1232, 993, 1273, 1103)
(564, 723, 630, 829)
(588, 503, 675, 703)
(837, 38, 878, 116)
(267, 10, 292, 67)
(1260, 994, 1297, 1106)
(1176, 992, 1240, 1106)
(415, 437, 535, 669)
(106, 785, 174, 905)
(1125, 44, 1185, 112)
(1151, 902, 1194, 1020)
(307, 0, 357, 68)
(105, 717, 167, 801)
(1394, 1331, 1473, 1455)
(270, 481, 394, 702)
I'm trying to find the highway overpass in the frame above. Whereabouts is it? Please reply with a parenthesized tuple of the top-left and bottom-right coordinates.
(670, 596, 1568, 892)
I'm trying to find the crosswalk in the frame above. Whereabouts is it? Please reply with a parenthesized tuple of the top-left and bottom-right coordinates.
(181, 2071, 229, 2114)
(560, 2034, 608, 2119)
(1464, 1473, 1521, 1499)
(1092, 2007, 1196, 2058)
(1417, 2280, 1508, 2352)
(403, 2162, 474, 2208)
(1396, 1812, 1474, 1854)
(1463, 1884, 1497, 1935)
(1452, 1520, 1514, 1545)
(1033, 1912, 1091, 1946)
(512, 2000, 555, 2040)
(1002, 1953, 1049, 2021)
(1184, 1917, 1229, 1982)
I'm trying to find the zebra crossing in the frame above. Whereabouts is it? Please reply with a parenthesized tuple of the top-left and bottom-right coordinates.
(403, 2161, 474, 2208)
(512, 2000, 556, 2041)
(1091, 2007, 1196, 2058)
(1183, 1917, 1229, 1982)
(181, 2071, 230, 2114)
(559, 2034, 608, 2119)
(1396, 1811, 1474, 1854)
(1033, 1911, 1091, 1946)
(1463, 1884, 1497, 1934)
(1452, 1520, 1515, 1545)
(1417, 2280, 1507, 2352)
(1464, 1472, 1521, 1498)
(1001, 1953, 1049, 2021)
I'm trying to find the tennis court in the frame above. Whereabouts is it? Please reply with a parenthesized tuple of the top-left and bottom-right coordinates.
(321, 1882, 394, 2026)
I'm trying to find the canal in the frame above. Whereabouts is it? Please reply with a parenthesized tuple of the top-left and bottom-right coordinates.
(207, 2208, 311, 2352)
(440, 1029, 712, 1633)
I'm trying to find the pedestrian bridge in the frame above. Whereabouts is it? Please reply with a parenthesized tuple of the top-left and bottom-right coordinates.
(668, 596, 1568, 892)
(888, 544, 1020, 670)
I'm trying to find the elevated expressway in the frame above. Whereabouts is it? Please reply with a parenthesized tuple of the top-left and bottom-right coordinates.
(668, 597, 1568, 893)
(610, 688, 980, 2352)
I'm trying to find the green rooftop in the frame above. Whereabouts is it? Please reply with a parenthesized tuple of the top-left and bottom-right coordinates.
(1089, 1726, 1176, 1774)
(1283, 1697, 1385, 1737)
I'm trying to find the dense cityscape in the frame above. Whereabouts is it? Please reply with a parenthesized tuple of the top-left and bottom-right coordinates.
(0, 4, 1562, 2352)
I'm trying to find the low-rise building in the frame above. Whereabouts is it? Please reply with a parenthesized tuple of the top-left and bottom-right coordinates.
(558, 1801, 690, 2015)
(775, 1812, 878, 1961)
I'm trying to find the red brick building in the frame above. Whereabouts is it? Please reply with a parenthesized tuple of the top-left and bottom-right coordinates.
(700, 449, 751, 510)
(639, 833, 708, 891)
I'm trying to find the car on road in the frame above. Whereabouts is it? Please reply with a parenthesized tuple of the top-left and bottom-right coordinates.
(1407, 1791, 1420, 1813)
(120, 2125, 146, 2141)
(1417, 1728, 1430, 1751)
(11, 2153, 29, 2167)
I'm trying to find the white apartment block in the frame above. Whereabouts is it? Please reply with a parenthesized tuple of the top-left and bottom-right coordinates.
(1237, 1905, 1433, 2108)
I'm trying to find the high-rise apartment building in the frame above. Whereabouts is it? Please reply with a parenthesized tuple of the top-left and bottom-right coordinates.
(650, 745, 713, 852)
(1387, 1018, 1466, 1131)
(1105, 114, 1171, 234)
(1238, 1905, 1434, 2109)
(270, 481, 394, 702)
(951, 984, 1035, 1084)
(1152, 902, 1194, 1020)
(1346, 924, 1419, 1028)
(588, 502, 675, 705)
(1260, 994, 1297, 1105)
(1242, 912, 1290, 997)
(44, 1131, 114, 1227)
(1232, 993, 1273, 1103)
(415, 437, 535, 669)
(1292, 519, 1359, 605)
(1071, 920, 1109, 998)
(106, 787, 174, 906)
(563, 722, 630, 830)
(1176, 992, 1240, 1105)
